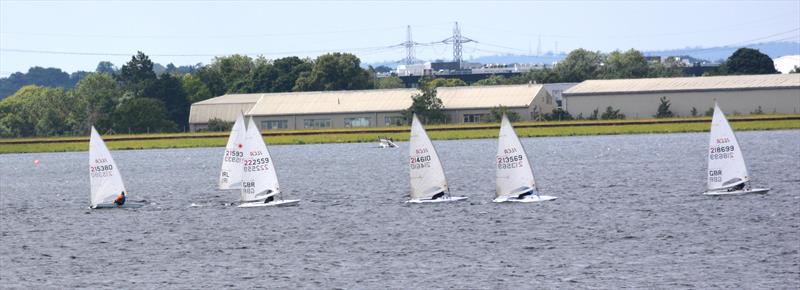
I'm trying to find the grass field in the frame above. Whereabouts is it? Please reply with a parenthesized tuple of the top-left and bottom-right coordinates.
(1, 115, 798, 154)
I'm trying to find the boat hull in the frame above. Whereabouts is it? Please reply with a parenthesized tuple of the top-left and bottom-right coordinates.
(91, 202, 145, 209)
(406, 196, 468, 204)
(493, 195, 558, 203)
(703, 188, 770, 196)
(238, 199, 300, 208)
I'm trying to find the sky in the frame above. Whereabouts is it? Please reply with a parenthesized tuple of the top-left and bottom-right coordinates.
(1, 0, 799, 76)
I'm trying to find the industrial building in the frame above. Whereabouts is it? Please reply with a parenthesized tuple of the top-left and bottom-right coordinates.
(562, 74, 800, 119)
(188, 84, 555, 131)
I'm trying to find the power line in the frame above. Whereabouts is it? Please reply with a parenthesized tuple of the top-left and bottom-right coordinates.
(0, 44, 403, 58)
(0, 22, 454, 40)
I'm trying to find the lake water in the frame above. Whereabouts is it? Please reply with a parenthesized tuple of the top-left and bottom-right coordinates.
(1, 131, 798, 288)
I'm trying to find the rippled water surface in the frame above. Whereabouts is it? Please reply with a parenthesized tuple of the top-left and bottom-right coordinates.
(1, 131, 799, 288)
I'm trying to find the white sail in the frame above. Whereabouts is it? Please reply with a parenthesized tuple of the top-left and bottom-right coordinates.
(707, 102, 749, 191)
(89, 126, 126, 207)
(219, 112, 246, 189)
(408, 114, 448, 200)
(240, 118, 279, 202)
(495, 115, 536, 198)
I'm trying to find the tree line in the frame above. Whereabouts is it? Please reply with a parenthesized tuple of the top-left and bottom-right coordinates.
(0, 51, 379, 137)
(0, 47, 784, 137)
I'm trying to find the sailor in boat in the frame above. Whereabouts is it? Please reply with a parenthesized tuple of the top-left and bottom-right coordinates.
(516, 188, 538, 200)
(114, 191, 126, 207)
(727, 181, 747, 192)
(430, 191, 445, 200)
(263, 190, 274, 203)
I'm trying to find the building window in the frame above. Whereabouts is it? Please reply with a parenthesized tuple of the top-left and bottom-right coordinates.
(384, 116, 405, 126)
(303, 119, 331, 129)
(344, 117, 370, 128)
(261, 120, 288, 130)
(463, 114, 483, 123)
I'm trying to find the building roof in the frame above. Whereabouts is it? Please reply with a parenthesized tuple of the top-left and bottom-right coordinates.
(563, 74, 800, 96)
(437, 84, 544, 109)
(188, 94, 262, 123)
(247, 88, 418, 116)
(189, 84, 548, 122)
(193, 93, 264, 105)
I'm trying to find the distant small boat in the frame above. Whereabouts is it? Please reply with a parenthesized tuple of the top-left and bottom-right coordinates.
(703, 102, 769, 196)
(238, 118, 300, 208)
(378, 137, 398, 148)
(219, 112, 246, 190)
(89, 126, 143, 209)
(407, 114, 467, 203)
(493, 114, 557, 203)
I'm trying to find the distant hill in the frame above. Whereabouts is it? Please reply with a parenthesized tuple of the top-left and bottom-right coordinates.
(643, 41, 800, 62)
(367, 41, 800, 68)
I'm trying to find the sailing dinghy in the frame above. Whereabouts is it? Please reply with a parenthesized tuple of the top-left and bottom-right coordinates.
(407, 114, 467, 203)
(238, 118, 300, 207)
(703, 102, 769, 195)
(378, 137, 398, 148)
(219, 112, 246, 190)
(89, 126, 143, 209)
(494, 114, 557, 203)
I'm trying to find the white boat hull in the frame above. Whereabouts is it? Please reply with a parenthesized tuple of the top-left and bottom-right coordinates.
(493, 195, 558, 203)
(703, 188, 770, 196)
(406, 196, 468, 204)
(91, 202, 145, 209)
(238, 199, 300, 208)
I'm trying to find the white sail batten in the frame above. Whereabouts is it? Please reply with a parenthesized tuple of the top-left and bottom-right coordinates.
(707, 102, 749, 190)
(408, 114, 449, 200)
(495, 115, 536, 198)
(89, 126, 127, 207)
(219, 112, 246, 189)
(241, 118, 280, 202)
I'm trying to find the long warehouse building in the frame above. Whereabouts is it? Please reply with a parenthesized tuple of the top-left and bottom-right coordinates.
(189, 84, 556, 131)
(563, 74, 800, 119)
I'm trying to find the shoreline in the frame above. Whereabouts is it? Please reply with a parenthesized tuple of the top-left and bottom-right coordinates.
(2, 115, 798, 154)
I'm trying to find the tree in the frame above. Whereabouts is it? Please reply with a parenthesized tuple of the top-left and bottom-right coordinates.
(195, 65, 227, 97)
(655, 96, 674, 118)
(600, 106, 625, 120)
(96, 61, 117, 74)
(426, 78, 467, 88)
(555, 49, 603, 82)
(598, 49, 649, 79)
(543, 108, 573, 121)
(111, 98, 177, 133)
(402, 84, 446, 124)
(376, 76, 405, 89)
(704, 107, 715, 117)
(522, 68, 561, 84)
(143, 73, 190, 127)
(724, 48, 778, 75)
(271, 56, 313, 92)
(0, 67, 78, 100)
(182, 74, 213, 103)
(473, 75, 511, 86)
(293, 53, 372, 91)
(118, 51, 157, 96)
(208, 54, 255, 94)
(207, 118, 233, 132)
(73, 73, 122, 132)
(588, 108, 600, 120)
(246, 57, 278, 93)
(0, 85, 82, 137)
(487, 106, 521, 122)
